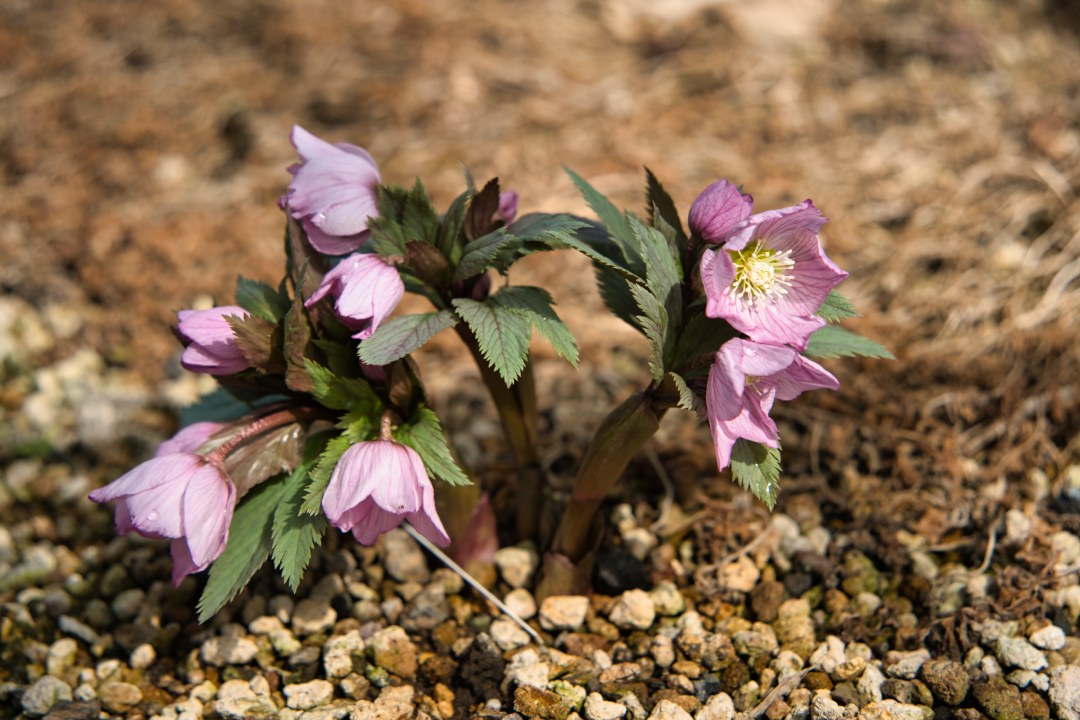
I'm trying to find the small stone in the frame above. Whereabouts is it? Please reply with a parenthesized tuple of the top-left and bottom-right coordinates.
(622, 527, 658, 561)
(584, 692, 626, 720)
(994, 636, 1047, 671)
(599, 662, 641, 685)
(506, 648, 550, 689)
(382, 528, 430, 583)
(694, 692, 735, 720)
(809, 636, 846, 676)
(852, 592, 882, 617)
(550, 680, 586, 710)
(920, 657, 969, 705)
(21, 676, 73, 716)
(649, 581, 685, 616)
(856, 663, 886, 704)
(1029, 624, 1066, 651)
(973, 677, 1025, 720)
(861, 700, 932, 720)
(323, 630, 364, 678)
(111, 588, 145, 622)
(648, 699, 693, 720)
(833, 657, 865, 682)
(539, 595, 590, 631)
(284, 679, 334, 710)
(809, 691, 841, 720)
(1006, 669, 1036, 688)
(57, 616, 99, 646)
(1021, 690, 1052, 720)
(490, 617, 532, 651)
(885, 649, 931, 679)
(1049, 665, 1080, 720)
(46, 638, 78, 677)
(201, 627, 259, 667)
(495, 544, 539, 588)
(608, 589, 656, 630)
(98, 682, 143, 714)
(1051, 531, 1080, 567)
(748, 581, 784, 622)
(292, 598, 337, 635)
(1003, 509, 1031, 546)
(130, 643, 156, 670)
(514, 685, 574, 720)
(719, 556, 759, 593)
(211, 679, 278, 719)
(370, 625, 418, 678)
(505, 588, 538, 619)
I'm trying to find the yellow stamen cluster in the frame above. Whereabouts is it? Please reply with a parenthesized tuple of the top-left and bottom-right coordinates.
(728, 242, 795, 303)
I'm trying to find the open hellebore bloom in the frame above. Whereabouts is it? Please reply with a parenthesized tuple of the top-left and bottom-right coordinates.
(177, 306, 250, 376)
(89, 453, 237, 585)
(322, 440, 450, 547)
(305, 254, 404, 339)
(707, 338, 839, 471)
(700, 200, 847, 350)
(286, 125, 381, 256)
(688, 179, 753, 244)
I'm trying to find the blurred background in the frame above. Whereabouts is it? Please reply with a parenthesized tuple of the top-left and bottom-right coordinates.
(1, 0, 1079, 556)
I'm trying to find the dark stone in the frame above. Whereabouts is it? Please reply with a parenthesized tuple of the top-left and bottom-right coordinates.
(594, 548, 649, 595)
(693, 674, 723, 702)
(420, 655, 457, 685)
(42, 700, 101, 720)
(514, 686, 573, 720)
(882, 678, 918, 704)
(783, 572, 813, 597)
(831, 681, 858, 707)
(749, 581, 785, 622)
(920, 658, 970, 706)
(1019, 690, 1050, 720)
(972, 678, 1024, 720)
(561, 633, 610, 657)
(804, 671, 833, 691)
(720, 661, 750, 694)
(457, 633, 506, 700)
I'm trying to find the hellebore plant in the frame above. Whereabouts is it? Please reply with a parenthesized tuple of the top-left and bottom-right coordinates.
(90, 126, 890, 619)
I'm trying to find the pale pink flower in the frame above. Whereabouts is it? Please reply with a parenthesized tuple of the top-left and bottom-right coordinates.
(305, 254, 403, 339)
(177, 306, 250, 376)
(155, 422, 225, 457)
(286, 125, 381, 256)
(89, 454, 236, 585)
(707, 338, 839, 471)
(321, 440, 450, 547)
(496, 191, 519, 225)
(700, 200, 847, 350)
(689, 179, 753, 244)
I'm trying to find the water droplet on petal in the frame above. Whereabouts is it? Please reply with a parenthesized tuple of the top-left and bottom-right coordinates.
(147, 511, 159, 522)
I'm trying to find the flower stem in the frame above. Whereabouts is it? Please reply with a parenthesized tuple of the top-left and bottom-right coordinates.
(551, 389, 666, 562)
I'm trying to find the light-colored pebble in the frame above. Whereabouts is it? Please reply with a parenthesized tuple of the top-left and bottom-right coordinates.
(292, 598, 337, 635)
(695, 691, 735, 720)
(1049, 665, 1080, 720)
(1030, 624, 1066, 651)
(608, 589, 656, 630)
(994, 635, 1047, 671)
(21, 676, 72, 717)
(539, 595, 590, 631)
(284, 679, 334, 710)
(504, 588, 537, 619)
(130, 643, 156, 670)
(494, 544, 539, 588)
(648, 699, 693, 720)
(585, 691, 627, 720)
(490, 617, 532, 651)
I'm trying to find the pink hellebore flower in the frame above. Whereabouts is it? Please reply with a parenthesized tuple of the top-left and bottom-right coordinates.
(700, 199, 847, 350)
(155, 421, 225, 457)
(321, 440, 450, 547)
(305, 254, 404, 339)
(88, 453, 237, 585)
(688, 179, 753, 244)
(286, 125, 381, 256)
(707, 338, 839, 471)
(177, 306, 250, 376)
(496, 191, 519, 225)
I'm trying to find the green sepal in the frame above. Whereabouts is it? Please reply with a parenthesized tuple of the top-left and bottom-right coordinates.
(304, 359, 381, 412)
(236, 276, 289, 323)
(393, 405, 471, 487)
(452, 297, 534, 385)
(672, 313, 739, 371)
(730, 439, 781, 510)
(804, 325, 893, 359)
(464, 178, 501, 243)
(357, 311, 460, 367)
(197, 473, 290, 623)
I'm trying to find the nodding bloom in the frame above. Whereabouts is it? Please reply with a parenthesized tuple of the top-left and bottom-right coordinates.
(321, 440, 450, 547)
(177, 306, 250, 376)
(700, 199, 847, 350)
(707, 338, 839, 471)
(305, 254, 404, 339)
(496, 191, 519, 225)
(155, 422, 225, 457)
(689, 179, 753, 244)
(88, 452, 237, 585)
(286, 125, 381, 256)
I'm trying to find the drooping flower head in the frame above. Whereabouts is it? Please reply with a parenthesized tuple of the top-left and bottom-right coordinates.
(305, 254, 404, 339)
(155, 422, 225, 457)
(689, 179, 753, 244)
(89, 453, 237, 585)
(177, 306, 250, 376)
(706, 338, 839, 471)
(322, 440, 450, 547)
(700, 200, 847, 350)
(286, 125, 381, 256)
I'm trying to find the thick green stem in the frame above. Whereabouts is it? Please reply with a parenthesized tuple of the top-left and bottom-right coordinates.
(551, 390, 666, 562)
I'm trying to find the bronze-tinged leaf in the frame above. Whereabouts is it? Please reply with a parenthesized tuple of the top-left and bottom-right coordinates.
(285, 214, 328, 300)
(284, 293, 314, 393)
(405, 240, 452, 287)
(386, 357, 421, 412)
(226, 314, 283, 374)
(464, 178, 500, 241)
(225, 421, 305, 497)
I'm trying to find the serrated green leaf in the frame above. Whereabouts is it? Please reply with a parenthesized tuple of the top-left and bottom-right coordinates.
(804, 324, 894, 359)
(303, 359, 381, 412)
(667, 372, 699, 412)
(403, 178, 441, 247)
(644, 167, 687, 254)
(394, 405, 471, 487)
(438, 189, 470, 259)
(454, 228, 513, 281)
(197, 474, 290, 622)
(729, 439, 781, 509)
(300, 433, 355, 515)
(630, 215, 682, 372)
(367, 185, 410, 256)
(672, 313, 739, 371)
(236, 276, 289, 323)
(226, 313, 280, 373)
(815, 289, 859, 323)
(630, 283, 668, 383)
(488, 286, 580, 366)
(452, 298, 533, 385)
(271, 448, 328, 592)
(358, 311, 459, 366)
(596, 265, 645, 333)
(564, 167, 644, 274)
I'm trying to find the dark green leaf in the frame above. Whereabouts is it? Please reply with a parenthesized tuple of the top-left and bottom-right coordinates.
(564, 167, 643, 273)
(672, 313, 739, 371)
(596, 265, 645, 333)
(631, 215, 682, 372)
(667, 372, 699, 412)
(358, 311, 460, 366)
(197, 474, 290, 622)
(804, 325, 894, 359)
(645, 167, 687, 254)
(283, 292, 314, 392)
(815, 289, 859, 323)
(438, 190, 470, 259)
(272, 448, 328, 592)
(730, 440, 781, 509)
(488, 286, 579, 366)
(284, 216, 327, 300)
(452, 298, 533, 385)
(179, 389, 253, 427)
(236, 276, 289, 323)
(402, 179, 441, 247)
(454, 228, 513, 281)
(630, 283, 668, 383)
(394, 405, 471, 487)
(304, 360, 381, 412)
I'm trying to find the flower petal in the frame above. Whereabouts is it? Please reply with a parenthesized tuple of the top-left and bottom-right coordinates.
(181, 464, 236, 568)
(689, 179, 754, 243)
(155, 422, 225, 457)
(769, 354, 840, 401)
(406, 479, 451, 547)
(89, 454, 201, 503)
